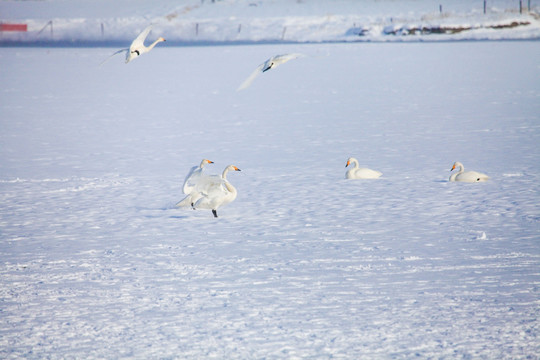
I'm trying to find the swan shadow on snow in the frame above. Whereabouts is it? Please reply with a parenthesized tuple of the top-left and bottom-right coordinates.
(136, 205, 188, 219)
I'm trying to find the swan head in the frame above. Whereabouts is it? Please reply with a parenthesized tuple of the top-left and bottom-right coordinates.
(345, 157, 357, 168)
(200, 159, 214, 167)
(451, 161, 463, 171)
(157, 37, 166, 43)
(221, 165, 241, 180)
(262, 62, 274, 72)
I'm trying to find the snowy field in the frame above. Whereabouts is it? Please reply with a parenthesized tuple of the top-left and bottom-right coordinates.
(1, 39, 539, 358)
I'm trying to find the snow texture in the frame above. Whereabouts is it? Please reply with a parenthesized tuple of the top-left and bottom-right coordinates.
(1, 1, 540, 359)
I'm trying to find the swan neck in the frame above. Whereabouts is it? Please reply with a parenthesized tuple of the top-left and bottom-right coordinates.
(351, 158, 359, 168)
(147, 39, 163, 51)
(224, 182, 236, 194)
(222, 168, 230, 179)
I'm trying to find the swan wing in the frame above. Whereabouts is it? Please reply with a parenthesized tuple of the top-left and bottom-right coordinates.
(194, 175, 228, 196)
(175, 194, 193, 208)
(196, 184, 236, 210)
(457, 171, 489, 182)
(182, 165, 201, 194)
(356, 168, 382, 179)
(273, 53, 303, 65)
(348, 167, 382, 179)
(178, 171, 210, 208)
(131, 25, 153, 48)
(268, 53, 304, 70)
(99, 48, 128, 66)
(193, 178, 231, 210)
(237, 63, 264, 91)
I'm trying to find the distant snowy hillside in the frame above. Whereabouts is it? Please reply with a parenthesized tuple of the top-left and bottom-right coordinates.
(1, 0, 539, 44)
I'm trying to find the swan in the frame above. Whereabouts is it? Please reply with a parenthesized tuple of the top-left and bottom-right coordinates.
(192, 165, 242, 218)
(182, 159, 214, 194)
(180, 159, 214, 206)
(345, 157, 382, 179)
(100, 25, 165, 65)
(449, 161, 489, 182)
(237, 53, 304, 91)
(176, 159, 214, 209)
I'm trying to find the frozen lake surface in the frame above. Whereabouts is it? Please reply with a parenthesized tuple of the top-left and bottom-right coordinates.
(0, 41, 539, 358)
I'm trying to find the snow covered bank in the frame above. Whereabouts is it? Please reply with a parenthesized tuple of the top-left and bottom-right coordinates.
(1, 0, 540, 45)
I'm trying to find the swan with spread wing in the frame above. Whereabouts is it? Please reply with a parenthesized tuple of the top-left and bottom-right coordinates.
(101, 25, 165, 65)
(177, 165, 241, 218)
(178, 159, 214, 208)
(237, 53, 304, 90)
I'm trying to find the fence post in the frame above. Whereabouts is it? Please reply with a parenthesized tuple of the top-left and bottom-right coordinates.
(484, 0, 487, 14)
(37, 20, 53, 39)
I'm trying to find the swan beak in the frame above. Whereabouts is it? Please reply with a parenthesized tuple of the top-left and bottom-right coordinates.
(345, 160, 350, 167)
(450, 164, 456, 171)
(233, 166, 241, 171)
(207, 160, 214, 164)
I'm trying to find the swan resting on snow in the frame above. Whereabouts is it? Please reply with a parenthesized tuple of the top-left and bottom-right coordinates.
(449, 161, 489, 182)
(177, 165, 241, 218)
(181, 159, 214, 207)
(101, 25, 165, 65)
(345, 157, 382, 179)
(237, 53, 304, 90)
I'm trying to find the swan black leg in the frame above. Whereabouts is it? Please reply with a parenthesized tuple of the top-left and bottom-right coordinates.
(212, 209, 218, 218)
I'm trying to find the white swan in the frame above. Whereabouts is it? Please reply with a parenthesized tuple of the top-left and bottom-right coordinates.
(345, 157, 382, 179)
(181, 158, 214, 203)
(449, 161, 489, 182)
(237, 53, 304, 91)
(101, 25, 165, 65)
(176, 159, 214, 209)
(193, 165, 242, 218)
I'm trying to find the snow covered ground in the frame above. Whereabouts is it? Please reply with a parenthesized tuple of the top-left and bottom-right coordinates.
(1, 0, 540, 44)
(1, 39, 539, 358)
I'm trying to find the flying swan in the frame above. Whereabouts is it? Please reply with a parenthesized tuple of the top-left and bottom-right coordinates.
(177, 165, 241, 218)
(345, 157, 382, 179)
(101, 25, 165, 65)
(449, 161, 489, 182)
(237, 53, 304, 91)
